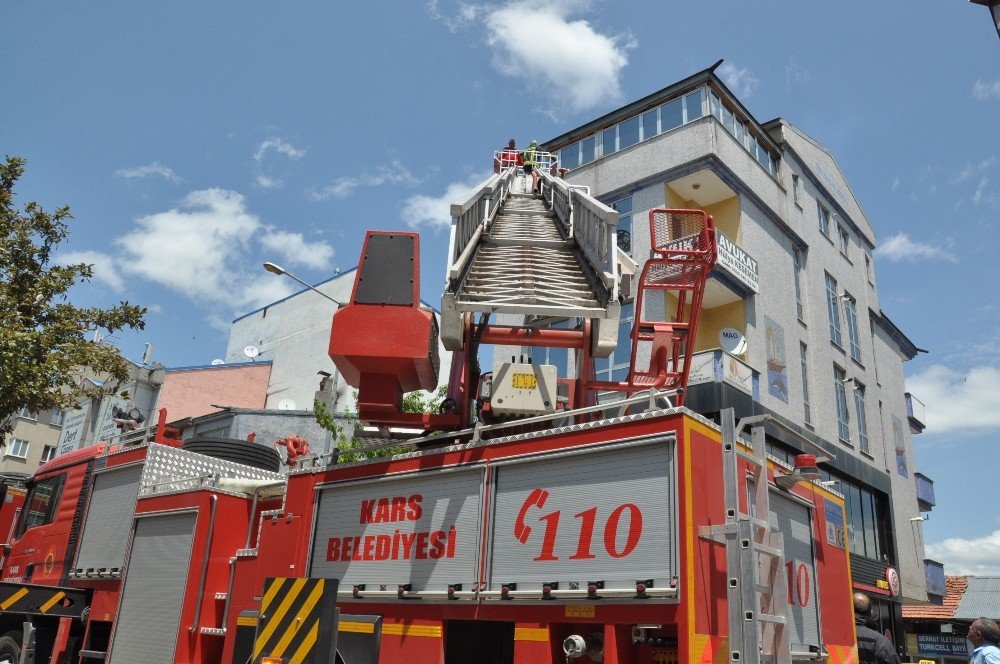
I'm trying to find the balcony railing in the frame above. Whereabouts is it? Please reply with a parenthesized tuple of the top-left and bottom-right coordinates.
(687, 349, 758, 399)
(906, 392, 926, 433)
(915, 472, 936, 511)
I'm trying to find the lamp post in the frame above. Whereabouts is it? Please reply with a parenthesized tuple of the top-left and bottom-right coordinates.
(262, 262, 342, 306)
(971, 0, 1000, 39)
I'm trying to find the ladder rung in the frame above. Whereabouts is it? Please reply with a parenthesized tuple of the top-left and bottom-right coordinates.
(756, 613, 787, 625)
(753, 543, 783, 558)
(739, 516, 771, 529)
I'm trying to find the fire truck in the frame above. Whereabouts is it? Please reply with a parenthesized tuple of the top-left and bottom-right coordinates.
(0, 160, 858, 664)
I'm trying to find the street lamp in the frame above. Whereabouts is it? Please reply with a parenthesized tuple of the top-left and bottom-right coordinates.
(262, 262, 342, 305)
(971, 0, 1000, 39)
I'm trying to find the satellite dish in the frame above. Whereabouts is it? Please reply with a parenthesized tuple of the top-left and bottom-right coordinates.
(211, 359, 225, 366)
(244, 345, 260, 360)
(277, 398, 296, 411)
(719, 328, 748, 355)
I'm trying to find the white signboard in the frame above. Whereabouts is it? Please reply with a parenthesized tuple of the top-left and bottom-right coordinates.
(716, 231, 759, 293)
(309, 469, 483, 591)
(489, 440, 677, 591)
(57, 404, 90, 455)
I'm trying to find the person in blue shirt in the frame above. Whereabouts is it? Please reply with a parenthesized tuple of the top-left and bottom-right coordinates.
(968, 618, 1000, 664)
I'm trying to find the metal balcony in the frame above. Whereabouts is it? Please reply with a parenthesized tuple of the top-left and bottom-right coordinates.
(915, 472, 936, 511)
(905, 392, 926, 433)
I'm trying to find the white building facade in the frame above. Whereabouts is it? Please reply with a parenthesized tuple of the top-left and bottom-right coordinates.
(541, 63, 935, 643)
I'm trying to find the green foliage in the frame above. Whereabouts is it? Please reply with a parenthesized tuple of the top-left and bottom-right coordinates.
(314, 386, 449, 463)
(0, 156, 146, 445)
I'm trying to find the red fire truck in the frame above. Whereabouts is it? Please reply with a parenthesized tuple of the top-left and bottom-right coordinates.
(0, 165, 859, 664)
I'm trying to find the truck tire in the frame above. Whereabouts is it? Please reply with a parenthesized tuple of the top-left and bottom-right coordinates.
(0, 630, 21, 664)
(182, 437, 282, 472)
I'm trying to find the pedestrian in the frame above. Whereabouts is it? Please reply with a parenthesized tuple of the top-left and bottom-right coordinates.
(522, 139, 539, 175)
(853, 592, 901, 664)
(968, 618, 1000, 664)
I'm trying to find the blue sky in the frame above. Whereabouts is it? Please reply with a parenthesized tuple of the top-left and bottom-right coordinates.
(5, 2, 999, 574)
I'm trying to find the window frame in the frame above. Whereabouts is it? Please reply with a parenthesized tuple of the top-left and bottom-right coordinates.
(817, 202, 831, 237)
(14, 473, 65, 539)
(7, 438, 30, 459)
(843, 294, 862, 362)
(838, 225, 850, 258)
(793, 249, 806, 321)
(834, 365, 851, 443)
(16, 407, 38, 421)
(800, 343, 812, 427)
(854, 383, 870, 455)
(825, 273, 843, 347)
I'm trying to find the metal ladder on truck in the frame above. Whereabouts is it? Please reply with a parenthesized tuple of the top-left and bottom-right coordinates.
(704, 408, 793, 664)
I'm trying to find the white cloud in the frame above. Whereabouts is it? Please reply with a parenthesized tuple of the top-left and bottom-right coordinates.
(260, 229, 335, 271)
(718, 62, 760, 98)
(427, 0, 482, 32)
(785, 58, 809, 87)
(874, 232, 956, 263)
(60, 250, 125, 292)
(254, 138, 305, 162)
(906, 364, 1000, 434)
(147, 304, 164, 314)
(116, 189, 267, 306)
(308, 160, 420, 201)
(483, 1, 632, 115)
(973, 79, 1000, 101)
(891, 177, 900, 192)
(972, 175, 990, 205)
(402, 173, 489, 229)
(952, 157, 996, 185)
(926, 530, 1000, 575)
(114, 162, 182, 183)
(256, 174, 284, 189)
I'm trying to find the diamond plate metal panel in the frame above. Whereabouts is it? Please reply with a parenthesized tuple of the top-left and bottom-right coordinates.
(139, 444, 283, 497)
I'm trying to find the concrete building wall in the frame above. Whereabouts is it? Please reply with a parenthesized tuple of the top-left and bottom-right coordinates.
(226, 269, 453, 416)
(1, 409, 62, 472)
(158, 362, 272, 422)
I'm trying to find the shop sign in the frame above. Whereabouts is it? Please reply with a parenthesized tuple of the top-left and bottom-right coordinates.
(909, 635, 970, 657)
(715, 230, 759, 293)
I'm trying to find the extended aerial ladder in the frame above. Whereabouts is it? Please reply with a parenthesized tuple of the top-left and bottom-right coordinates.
(330, 151, 717, 429)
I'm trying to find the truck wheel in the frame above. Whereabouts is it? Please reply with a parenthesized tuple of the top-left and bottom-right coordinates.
(0, 630, 21, 664)
(182, 437, 282, 472)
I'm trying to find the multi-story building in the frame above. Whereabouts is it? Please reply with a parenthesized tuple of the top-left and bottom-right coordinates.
(539, 62, 935, 644)
(1, 406, 64, 473)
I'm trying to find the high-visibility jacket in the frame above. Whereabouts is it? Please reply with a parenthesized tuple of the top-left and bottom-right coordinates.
(523, 145, 538, 166)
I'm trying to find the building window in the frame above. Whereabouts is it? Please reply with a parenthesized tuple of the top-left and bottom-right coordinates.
(602, 127, 616, 157)
(595, 302, 634, 382)
(16, 407, 37, 421)
(843, 294, 862, 362)
(683, 89, 704, 122)
(838, 226, 850, 258)
(531, 321, 571, 378)
(843, 480, 885, 560)
(854, 384, 870, 455)
(40, 445, 57, 463)
(560, 143, 580, 170)
(817, 202, 831, 236)
(618, 115, 640, 150)
(800, 343, 812, 426)
(793, 249, 806, 321)
(661, 97, 683, 132)
(49, 409, 64, 427)
(7, 438, 29, 459)
(834, 365, 851, 443)
(641, 109, 658, 141)
(825, 273, 842, 346)
(581, 136, 596, 165)
(792, 174, 801, 206)
(612, 196, 633, 256)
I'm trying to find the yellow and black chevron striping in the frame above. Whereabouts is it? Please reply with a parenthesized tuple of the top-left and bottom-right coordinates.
(0, 582, 88, 618)
(253, 577, 339, 664)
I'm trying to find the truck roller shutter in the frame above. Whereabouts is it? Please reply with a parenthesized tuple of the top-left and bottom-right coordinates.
(108, 511, 197, 664)
(73, 464, 143, 574)
(769, 492, 822, 656)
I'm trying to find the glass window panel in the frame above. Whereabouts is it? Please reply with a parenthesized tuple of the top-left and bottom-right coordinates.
(710, 92, 721, 119)
(684, 90, 703, 121)
(17, 475, 62, 537)
(826, 273, 842, 346)
(661, 98, 683, 131)
(862, 490, 878, 558)
(642, 110, 658, 140)
(619, 116, 640, 149)
(855, 386, 870, 454)
(735, 120, 746, 145)
(723, 106, 736, 134)
(800, 343, 811, 426)
(602, 128, 617, 157)
(793, 249, 805, 320)
(758, 148, 771, 171)
(560, 143, 580, 170)
(846, 483, 865, 556)
(845, 296, 861, 361)
(834, 365, 850, 442)
(581, 136, 596, 165)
